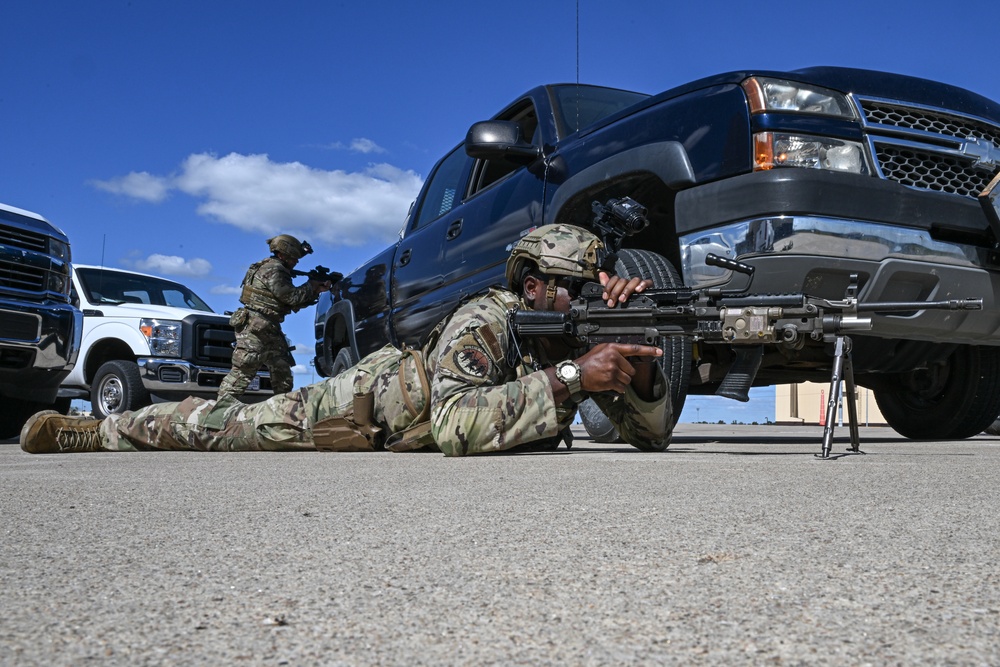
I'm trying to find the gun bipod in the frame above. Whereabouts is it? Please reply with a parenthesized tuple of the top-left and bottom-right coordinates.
(817, 333, 865, 459)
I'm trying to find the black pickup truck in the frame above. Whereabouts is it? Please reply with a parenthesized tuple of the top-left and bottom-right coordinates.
(0, 202, 83, 438)
(314, 66, 1000, 441)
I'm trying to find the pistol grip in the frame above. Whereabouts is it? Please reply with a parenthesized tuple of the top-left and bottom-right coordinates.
(715, 346, 764, 403)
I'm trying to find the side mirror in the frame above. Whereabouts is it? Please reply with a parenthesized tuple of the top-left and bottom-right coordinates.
(465, 120, 541, 164)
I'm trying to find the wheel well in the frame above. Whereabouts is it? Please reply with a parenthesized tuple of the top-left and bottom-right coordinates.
(554, 174, 683, 272)
(84, 340, 137, 384)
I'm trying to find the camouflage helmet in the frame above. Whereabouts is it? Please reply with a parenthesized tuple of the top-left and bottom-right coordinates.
(505, 224, 605, 292)
(267, 234, 313, 260)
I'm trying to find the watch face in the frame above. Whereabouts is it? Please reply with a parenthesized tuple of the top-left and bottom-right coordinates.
(559, 362, 578, 381)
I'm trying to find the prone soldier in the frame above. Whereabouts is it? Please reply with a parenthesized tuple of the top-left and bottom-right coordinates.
(20, 224, 670, 455)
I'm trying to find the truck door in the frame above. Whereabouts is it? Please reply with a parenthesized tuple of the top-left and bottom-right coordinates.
(441, 100, 546, 308)
(390, 143, 474, 347)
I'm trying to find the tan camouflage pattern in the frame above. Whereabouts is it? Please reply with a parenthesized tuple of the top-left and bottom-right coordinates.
(102, 343, 426, 452)
(267, 234, 309, 260)
(218, 256, 320, 398)
(505, 224, 604, 290)
(100, 290, 670, 455)
(426, 288, 670, 455)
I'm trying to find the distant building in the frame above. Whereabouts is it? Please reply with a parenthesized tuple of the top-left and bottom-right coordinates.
(775, 382, 887, 426)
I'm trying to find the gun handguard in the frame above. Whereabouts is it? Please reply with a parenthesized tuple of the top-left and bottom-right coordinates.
(291, 265, 344, 284)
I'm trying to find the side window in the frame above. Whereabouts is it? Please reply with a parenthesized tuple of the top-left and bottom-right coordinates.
(413, 145, 470, 229)
(468, 102, 539, 197)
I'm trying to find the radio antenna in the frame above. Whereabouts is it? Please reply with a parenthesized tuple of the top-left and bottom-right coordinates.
(575, 0, 580, 132)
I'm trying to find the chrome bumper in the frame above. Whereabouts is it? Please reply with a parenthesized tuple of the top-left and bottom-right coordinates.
(678, 216, 1000, 346)
(137, 358, 273, 396)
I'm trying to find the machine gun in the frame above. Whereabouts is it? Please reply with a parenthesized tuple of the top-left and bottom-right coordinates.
(291, 265, 343, 285)
(511, 265, 981, 457)
(517, 197, 984, 457)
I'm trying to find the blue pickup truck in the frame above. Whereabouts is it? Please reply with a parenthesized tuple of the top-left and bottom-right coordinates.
(314, 66, 1000, 442)
(0, 202, 82, 438)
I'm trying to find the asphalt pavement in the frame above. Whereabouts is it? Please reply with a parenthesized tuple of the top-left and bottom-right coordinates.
(2, 423, 999, 666)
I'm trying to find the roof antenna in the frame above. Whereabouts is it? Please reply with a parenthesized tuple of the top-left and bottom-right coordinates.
(99, 233, 107, 294)
(575, 0, 580, 132)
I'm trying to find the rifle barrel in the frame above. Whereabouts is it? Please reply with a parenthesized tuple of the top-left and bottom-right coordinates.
(857, 298, 982, 312)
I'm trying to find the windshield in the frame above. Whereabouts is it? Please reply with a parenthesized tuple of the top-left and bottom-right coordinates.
(551, 84, 649, 136)
(76, 267, 215, 312)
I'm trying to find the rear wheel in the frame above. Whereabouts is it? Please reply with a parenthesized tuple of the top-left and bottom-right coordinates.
(874, 345, 1000, 440)
(90, 359, 150, 419)
(331, 347, 358, 377)
(577, 248, 691, 450)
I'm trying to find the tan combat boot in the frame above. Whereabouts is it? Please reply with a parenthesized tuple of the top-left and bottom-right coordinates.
(20, 411, 106, 454)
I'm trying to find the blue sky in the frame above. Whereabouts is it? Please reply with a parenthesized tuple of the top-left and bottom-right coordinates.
(4, 0, 999, 423)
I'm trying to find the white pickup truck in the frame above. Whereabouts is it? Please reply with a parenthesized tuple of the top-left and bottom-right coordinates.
(59, 265, 274, 417)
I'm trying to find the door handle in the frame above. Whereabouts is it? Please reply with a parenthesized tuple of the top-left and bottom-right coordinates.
(446, 219, 464, 241)
(398, 248, 412, 267)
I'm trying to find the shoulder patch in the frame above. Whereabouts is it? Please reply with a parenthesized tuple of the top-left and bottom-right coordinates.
(453, 346, 493, 378)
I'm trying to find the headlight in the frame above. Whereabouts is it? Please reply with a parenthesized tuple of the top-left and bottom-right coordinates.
(139, 318, 182, 357)
(46, 271, 70, 296)
(49, 239, 71, 262)
(753, 132, 869, 174)
(742, 77, 856, 118)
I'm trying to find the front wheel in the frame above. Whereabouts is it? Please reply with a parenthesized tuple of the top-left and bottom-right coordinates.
(577, 248, 692, 450)
(90, 360, 150, 419)
(874, 345, 1000, 440)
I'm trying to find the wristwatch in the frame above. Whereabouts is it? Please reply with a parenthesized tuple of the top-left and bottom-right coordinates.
(554, 360, 584, 402)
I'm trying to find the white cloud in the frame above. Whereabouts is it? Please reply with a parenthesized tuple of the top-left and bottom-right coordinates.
(93, 152, 423, 247)
(323, 137, 387, 154)
(90, 171, 171, 202)
(209, 284, 243, 295)
(126, 254, 213, 278)
(349, 138, 386, 154)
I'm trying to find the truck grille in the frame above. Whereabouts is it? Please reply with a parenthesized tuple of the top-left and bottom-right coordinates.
(193, 322, 236, 365)
(859, 99, 1000, 198)
(872, 144, 997, 198)
(0, 261, 46, 291)
(861, 100, 1000, 145)
(0, 224, 48, 253)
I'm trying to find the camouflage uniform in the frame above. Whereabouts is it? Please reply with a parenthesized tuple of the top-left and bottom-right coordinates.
(218, 256, 320, 399)
(96, 286, 670, 455)
(29, 224, 670, 455)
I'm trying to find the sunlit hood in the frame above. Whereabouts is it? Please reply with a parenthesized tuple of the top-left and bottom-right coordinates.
(89, 302, 224, 322)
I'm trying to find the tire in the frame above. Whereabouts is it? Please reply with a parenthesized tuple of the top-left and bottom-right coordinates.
(330, 347, 358, 377)
(986, 418, 1000, 436)
(874, 345, 1000, 440)
(0, 399, 43, 439)
(577, 248, 692, 451)
(90, 360, 150, 419)
(0, 398, 72, 439)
